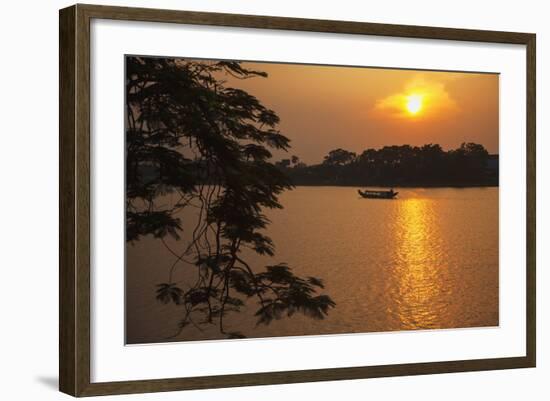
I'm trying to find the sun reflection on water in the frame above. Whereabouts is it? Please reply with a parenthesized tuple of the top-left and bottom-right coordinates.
(390, 198, 449, 329)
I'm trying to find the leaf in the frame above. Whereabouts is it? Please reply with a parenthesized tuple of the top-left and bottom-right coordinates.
(155, 283, 184, 305)
(307, 276, 325, 288)
(226, 331, 246, 339)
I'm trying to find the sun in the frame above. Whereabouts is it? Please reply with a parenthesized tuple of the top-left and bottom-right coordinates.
(405, 94, 423, 115)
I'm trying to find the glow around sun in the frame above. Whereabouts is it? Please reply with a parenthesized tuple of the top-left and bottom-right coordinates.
(405, 94, 424, 115)
(374, 76, 459, 120)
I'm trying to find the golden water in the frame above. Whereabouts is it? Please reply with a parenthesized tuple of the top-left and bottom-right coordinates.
(126, 187, 498, 344)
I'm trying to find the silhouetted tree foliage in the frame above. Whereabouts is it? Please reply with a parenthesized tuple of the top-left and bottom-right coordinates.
(126, 57, 334, 339)
(284, 143, 496, 187)
(323, 148, 357, 166)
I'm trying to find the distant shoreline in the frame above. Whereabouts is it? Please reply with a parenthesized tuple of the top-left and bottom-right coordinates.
(290, 183, 499, 189)
(277, 143, 498, 189)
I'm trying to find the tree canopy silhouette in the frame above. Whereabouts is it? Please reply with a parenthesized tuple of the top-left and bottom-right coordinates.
(323, 148, 357, 166)
(126, 57, 334, 339)
(283, 143, 496, 187)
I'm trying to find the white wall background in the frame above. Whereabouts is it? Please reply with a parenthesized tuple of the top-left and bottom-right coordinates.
(0, 1, 546, 400)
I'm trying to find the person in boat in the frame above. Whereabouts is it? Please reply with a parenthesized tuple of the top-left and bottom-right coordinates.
(389, 188, 395, 196)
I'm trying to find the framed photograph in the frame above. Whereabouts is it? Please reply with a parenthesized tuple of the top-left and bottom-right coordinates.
(59, 4, 536, 397)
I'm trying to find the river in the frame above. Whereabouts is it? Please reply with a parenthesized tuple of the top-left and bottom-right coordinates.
(126, 186, 498, 344)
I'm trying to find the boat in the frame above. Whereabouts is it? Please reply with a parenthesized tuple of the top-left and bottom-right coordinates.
(357, 188, 398, 199)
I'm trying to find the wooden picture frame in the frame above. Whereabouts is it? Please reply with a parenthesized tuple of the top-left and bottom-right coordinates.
(59, 3, 536, 397)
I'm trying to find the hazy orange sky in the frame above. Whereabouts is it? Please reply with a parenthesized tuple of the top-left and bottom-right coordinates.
(224, 61, 499, 165)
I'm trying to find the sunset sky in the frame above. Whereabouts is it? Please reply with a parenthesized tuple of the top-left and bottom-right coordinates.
(225, 62, 499, 165)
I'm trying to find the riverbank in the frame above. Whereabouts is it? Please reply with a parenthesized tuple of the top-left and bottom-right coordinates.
(290, 182, 499, 188)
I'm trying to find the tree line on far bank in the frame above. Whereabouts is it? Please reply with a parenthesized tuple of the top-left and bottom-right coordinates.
(275, 143, 498, 187)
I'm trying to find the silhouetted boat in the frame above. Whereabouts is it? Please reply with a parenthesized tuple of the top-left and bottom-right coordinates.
(357, 189, 398, 199)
